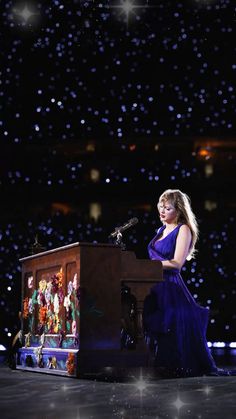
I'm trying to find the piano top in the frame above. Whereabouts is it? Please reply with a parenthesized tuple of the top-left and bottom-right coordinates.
(19, 242, 163, 282)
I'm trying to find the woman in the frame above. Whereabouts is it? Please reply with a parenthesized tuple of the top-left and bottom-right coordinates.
(143, 189, 225, 377)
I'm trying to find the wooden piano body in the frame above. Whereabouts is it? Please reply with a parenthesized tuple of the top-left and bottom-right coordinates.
(17, 243, 162, 377)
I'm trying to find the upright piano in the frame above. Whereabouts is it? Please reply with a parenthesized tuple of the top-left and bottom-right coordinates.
(17, 243, 162, 377)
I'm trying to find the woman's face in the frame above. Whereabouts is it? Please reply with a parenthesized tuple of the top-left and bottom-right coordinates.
(158, 200, 178, 224)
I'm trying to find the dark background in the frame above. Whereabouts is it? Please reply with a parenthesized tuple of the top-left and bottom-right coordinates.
(1, 0, 235, 349)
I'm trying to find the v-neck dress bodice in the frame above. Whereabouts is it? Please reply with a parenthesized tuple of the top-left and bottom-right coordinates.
(148, 224, 183, 267)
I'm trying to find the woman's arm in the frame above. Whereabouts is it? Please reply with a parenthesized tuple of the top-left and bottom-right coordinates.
(162, 224, 192, 270)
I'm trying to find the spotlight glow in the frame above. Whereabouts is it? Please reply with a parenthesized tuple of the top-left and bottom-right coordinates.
(0, 344, 7, 350)
(213, 342, 226, 348)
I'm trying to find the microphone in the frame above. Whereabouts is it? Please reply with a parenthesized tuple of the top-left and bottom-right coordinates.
(109, 217, 139, 238)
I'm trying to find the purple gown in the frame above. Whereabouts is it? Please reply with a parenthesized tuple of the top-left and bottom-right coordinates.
(143, 223, 218, 377)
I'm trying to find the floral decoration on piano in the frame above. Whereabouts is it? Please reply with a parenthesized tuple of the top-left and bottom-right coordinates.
(22, 270, 80, 338)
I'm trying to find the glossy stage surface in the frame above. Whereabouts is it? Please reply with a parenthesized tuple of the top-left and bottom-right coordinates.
(0, 351, 236, 419)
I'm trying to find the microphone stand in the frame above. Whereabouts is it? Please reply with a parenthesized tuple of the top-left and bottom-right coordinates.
(114, 229, 126, 250)
(109, 217, 138, 249)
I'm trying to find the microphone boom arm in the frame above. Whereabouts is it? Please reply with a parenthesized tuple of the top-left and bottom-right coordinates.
(109, 217, 138, 239)
(108, 218, 138, 250)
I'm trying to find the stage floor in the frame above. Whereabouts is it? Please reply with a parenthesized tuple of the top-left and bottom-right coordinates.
(0, 363, 236, 419)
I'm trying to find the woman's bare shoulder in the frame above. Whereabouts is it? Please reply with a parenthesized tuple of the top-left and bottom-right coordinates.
(179, 224, 191, 236)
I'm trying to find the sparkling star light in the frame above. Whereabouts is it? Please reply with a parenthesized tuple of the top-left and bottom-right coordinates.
(110, 0, 150, 25)
(135, 373, 148, 393)
(13, 3, 39, 24)
(172, 395, 187, 412)
(132, 370, 150, 409)
(198, 385, 212, 396)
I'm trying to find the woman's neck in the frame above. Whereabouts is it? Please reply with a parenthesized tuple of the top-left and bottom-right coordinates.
(164, 222, 178, 231)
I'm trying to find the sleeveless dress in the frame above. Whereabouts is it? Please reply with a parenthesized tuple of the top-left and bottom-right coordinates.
(143, 223, 218, 377)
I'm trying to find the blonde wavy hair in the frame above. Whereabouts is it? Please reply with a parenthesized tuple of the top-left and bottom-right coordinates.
(158, 189, 199, 259)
